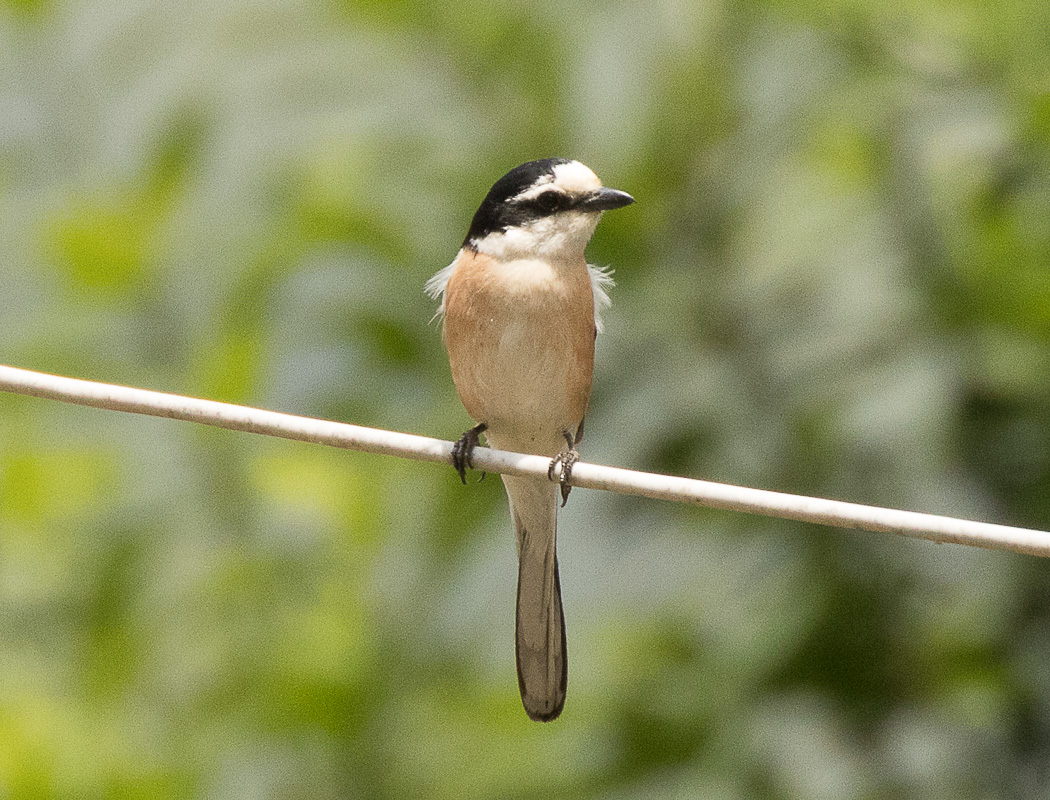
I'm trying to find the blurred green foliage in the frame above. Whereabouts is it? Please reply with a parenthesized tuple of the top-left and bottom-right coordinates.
(2, 0, 1050, 797)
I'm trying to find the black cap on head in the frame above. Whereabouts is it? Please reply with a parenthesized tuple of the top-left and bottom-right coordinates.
(463, 158, 573, 246)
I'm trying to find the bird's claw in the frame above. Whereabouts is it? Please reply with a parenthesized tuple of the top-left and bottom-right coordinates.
(452, 423, 487, 484)
(548, 431, 579, 507)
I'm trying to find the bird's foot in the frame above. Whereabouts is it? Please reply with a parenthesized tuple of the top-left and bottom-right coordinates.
(547, 431, 579, 507)
(452, 423, 487, 484)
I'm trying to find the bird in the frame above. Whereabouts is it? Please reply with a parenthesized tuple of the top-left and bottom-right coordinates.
(425, 158, 634, 721)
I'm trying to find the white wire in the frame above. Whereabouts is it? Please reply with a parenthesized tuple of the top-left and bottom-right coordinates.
(2, 362, 1048, 557)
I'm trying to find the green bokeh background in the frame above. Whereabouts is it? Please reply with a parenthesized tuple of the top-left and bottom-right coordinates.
(3, 0, 1050, 797)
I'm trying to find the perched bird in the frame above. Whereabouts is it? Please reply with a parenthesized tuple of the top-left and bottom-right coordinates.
(426, 158, 634, 721)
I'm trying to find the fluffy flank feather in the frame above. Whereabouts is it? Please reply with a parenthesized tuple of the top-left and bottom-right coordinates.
(426, 259, 614, 332)
(424, 260, 457, 318)
(587, 264, 615, 333)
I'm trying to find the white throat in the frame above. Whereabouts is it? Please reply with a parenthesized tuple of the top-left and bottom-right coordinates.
(472, 211, 603, 262)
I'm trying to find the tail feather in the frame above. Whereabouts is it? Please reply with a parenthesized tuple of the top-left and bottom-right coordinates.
(504, 474, 566, 722)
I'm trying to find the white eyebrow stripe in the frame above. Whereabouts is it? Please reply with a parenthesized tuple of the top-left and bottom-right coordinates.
(511, 182, 562, 202)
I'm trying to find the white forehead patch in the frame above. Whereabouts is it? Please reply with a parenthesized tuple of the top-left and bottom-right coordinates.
(550, 160, 601, 194)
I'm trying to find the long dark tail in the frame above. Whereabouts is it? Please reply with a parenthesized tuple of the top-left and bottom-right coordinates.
(504, 474, 567, 722)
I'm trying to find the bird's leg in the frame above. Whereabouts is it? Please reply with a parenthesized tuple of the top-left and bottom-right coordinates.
(452, 422, 487, 484)
(548, 428, 580, 508)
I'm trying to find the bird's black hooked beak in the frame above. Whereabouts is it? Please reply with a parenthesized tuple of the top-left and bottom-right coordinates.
(581, 186, 635, 212)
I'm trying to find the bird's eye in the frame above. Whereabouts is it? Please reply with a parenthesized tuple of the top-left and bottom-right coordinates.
(533, 191, 565, 212)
